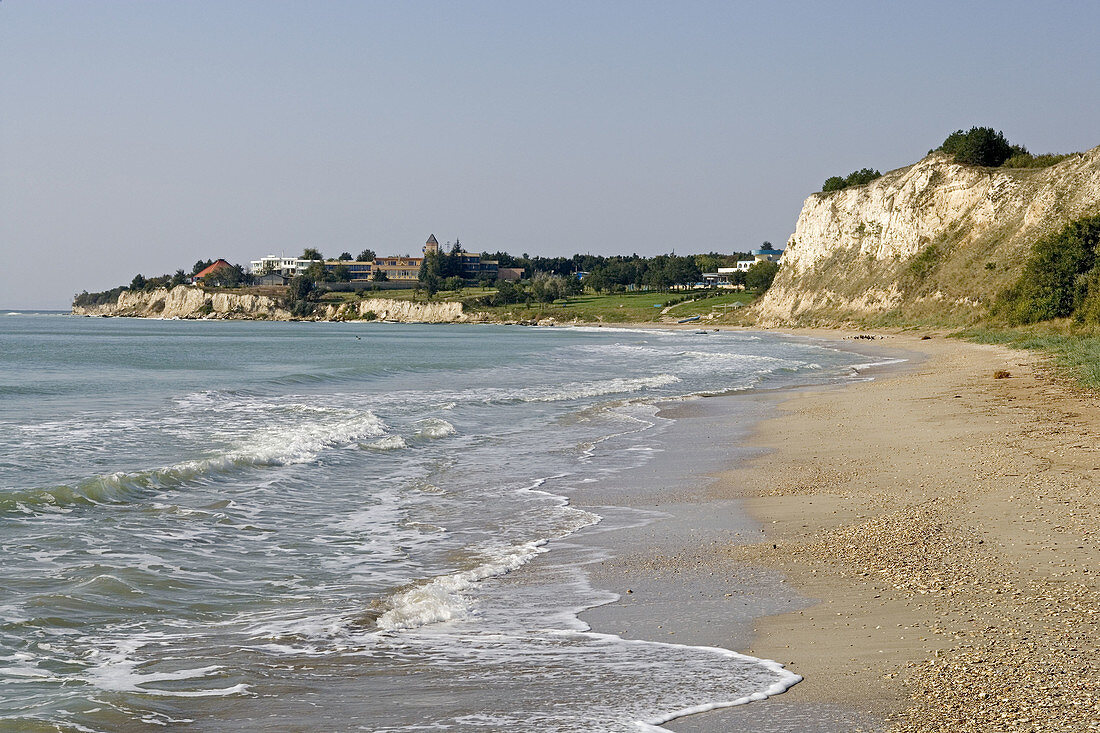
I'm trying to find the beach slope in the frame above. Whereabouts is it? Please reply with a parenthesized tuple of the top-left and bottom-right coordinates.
(699, 333, 1098, 731)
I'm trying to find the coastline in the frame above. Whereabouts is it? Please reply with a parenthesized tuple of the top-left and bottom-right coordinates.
(578, 330, 1098, 731)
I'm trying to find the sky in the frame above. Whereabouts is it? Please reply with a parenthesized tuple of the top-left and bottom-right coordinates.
(2, 1, 1098, 309)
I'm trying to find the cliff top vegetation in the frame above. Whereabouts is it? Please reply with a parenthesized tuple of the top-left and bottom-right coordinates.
(936, 126, 1075, 169)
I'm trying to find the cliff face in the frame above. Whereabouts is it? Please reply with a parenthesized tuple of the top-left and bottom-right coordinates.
(755, 146, 1100, 325)
(72, 286, 479, 323)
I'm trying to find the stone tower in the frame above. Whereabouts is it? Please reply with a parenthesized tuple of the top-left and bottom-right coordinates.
(424, 234, 439, 255)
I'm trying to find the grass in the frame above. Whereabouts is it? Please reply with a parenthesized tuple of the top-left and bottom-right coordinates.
(954, 325, 1100, 390)
(474, 289, 761, 323)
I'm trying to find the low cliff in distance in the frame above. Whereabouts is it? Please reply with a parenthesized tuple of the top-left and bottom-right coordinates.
(754, 145, 1100, 326)
(72, 286, 479, 323)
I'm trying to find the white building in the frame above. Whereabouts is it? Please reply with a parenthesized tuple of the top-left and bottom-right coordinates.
(249, 255, 318, 276)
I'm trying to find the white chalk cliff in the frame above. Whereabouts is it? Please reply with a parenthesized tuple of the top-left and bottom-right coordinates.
(754, 146, 1100, 325)
(72, 286, 482, 323)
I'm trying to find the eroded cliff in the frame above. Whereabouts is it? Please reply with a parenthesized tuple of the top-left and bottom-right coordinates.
(754, 145, 1100, 325)
(72, 286, 481, 323)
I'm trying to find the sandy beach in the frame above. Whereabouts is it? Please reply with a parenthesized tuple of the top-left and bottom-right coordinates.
(582, 331, 1098, 731)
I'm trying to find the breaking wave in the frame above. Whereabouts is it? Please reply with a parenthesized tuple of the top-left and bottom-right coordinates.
(2, 410, 385, 514)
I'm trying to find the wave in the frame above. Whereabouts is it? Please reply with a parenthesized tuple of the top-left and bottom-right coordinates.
(2, 410, 385, 514)
(413, 418, 456, 439)
(363, 435, 408, 451)
(489, 375, 681, 404)
(375, 539, 551, 630)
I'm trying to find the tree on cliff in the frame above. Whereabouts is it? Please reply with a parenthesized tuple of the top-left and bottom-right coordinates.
(822, 168, 882, 192)
(938, 127, 1023, 167)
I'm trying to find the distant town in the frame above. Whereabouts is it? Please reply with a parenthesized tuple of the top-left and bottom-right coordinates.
(73, 234, 785, 311)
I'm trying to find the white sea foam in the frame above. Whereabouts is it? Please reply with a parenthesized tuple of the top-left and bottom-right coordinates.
(83, 641, 249, 697)
(364, 435, 408, 451)
(376, 539, 550, 630)
(413, 418, 456, 439)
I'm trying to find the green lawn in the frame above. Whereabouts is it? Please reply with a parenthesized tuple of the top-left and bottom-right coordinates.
(306, 285, 760, 324)
(470, 289, 760, 323)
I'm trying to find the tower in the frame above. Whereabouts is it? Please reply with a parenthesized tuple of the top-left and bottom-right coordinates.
(424, 234, 439, 255)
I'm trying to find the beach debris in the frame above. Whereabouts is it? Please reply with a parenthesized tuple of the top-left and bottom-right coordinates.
(994, 369, 1011, 379)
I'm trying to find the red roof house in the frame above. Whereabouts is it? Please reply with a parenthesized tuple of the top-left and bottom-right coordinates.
(191, 259, 233, 283)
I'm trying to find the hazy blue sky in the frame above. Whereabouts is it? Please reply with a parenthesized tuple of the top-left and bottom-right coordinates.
(2, 1, 1098, 308)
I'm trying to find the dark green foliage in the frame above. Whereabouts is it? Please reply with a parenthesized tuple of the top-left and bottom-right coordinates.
(821, 168, 882, 193)
(744, 261, 780, 291)
(130, 274, 147, 291)
(290, 300, 315, 319)
(287, 275, 314, 302)
(301, 248, 323, 261)
(337, 252, 353, 261)
(301, 261, 333, 283)
(994, 216, 1100, 324)
(372, 268, 388, 282)
(191, 259, 214, 276)
(355, 249, 376, 262)
(938, 127, 1021, 167)
(73, 286, 127, 307)
(201, 263, 253, 288)
(483, 280, 527, 306)
(332, 264, 351, 282)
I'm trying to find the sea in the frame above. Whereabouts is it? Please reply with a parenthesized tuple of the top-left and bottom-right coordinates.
(0, 313, 886, 732)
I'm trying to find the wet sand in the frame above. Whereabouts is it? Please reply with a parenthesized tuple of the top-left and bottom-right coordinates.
(583, 331, 1099, 731)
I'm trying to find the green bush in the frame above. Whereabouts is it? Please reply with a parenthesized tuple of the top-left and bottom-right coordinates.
(822, 167, 882, 193)
(994, 216, 1100, 324)
(73, 287, 126, 307)
(1001, 152, 1073, 169)
(745, 261, 780, 292)
(939, 127, 1017, 166)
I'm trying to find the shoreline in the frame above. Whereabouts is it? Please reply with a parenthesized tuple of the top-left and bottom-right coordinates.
(743, 331, 1097, 731)
(589, 330, 1098, 731)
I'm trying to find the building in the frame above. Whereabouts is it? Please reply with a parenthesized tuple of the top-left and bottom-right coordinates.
(250, 255, 312, 277)
(191, 259, 234, 284)
(751, 247, 782, 263)
(372, 256, 422, 281)
(250, 235, 505, 285)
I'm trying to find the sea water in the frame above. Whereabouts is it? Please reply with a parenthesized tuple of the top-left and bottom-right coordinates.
(0, 315, 883, 731)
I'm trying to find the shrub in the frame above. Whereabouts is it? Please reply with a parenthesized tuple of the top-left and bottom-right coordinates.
(907, 242, 943, 282)
(290, 300, 315, 319)
(745, 261, 780, 292)
(994, 216, 1100, 324)
(822, 168, 882, 193)
(938, 127, 1020, 167)
(1001, 152, 1073, 169)
(73, 287, 126, 307)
